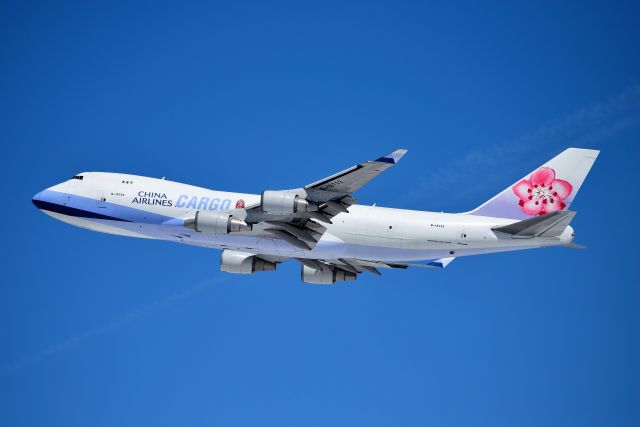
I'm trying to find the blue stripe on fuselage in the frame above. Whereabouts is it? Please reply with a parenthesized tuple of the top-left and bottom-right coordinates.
(34, 190, 172, 224)
(32, 199, 131, 222)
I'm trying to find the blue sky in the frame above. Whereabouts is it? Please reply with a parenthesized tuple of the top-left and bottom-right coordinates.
(2, 1, 640, 425)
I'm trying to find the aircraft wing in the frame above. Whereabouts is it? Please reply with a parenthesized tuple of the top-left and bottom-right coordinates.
(295, 256, 455, 277)
(242, 149, 408, 250)
(230, 254, 454, 284)
(304, 149, 408, 193)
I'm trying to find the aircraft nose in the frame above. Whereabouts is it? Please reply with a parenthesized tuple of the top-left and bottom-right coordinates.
(32, 191, 44, 208)
(32, 190, 51, 211)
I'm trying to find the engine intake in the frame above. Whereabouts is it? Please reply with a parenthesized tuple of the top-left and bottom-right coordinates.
(220, 250, 276, 274)
(261, 190, 315, 215)
(301, 265, 357, 285)
(184, 211, 252, 234)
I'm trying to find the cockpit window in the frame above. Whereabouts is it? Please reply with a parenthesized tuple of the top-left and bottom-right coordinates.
(71, 175, 84, 180)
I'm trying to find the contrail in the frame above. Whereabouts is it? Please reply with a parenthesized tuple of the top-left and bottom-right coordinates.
(0, 276, 223, 377)
(399, 85, 640, 207)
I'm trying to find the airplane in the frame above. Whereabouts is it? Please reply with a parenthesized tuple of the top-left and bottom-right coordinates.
(32, 148, 598, 284)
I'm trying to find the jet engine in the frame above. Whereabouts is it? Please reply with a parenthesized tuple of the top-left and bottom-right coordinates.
(184, 211, 252, 234)
(261, 189, 315, 215)
(301, 265, 357, 285)
(220, 250, 276, 274)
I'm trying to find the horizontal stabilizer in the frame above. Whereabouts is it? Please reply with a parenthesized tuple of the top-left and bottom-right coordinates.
(426, 257, 456, 268)
(564, 242, 587, 249)
(389, 257, 456, 269)
(493, 210, 576, 238)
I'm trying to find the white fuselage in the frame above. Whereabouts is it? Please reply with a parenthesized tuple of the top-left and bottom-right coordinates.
(33, 172, 573, 262)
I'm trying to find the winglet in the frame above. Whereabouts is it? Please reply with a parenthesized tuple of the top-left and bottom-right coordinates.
(375, 149, 408, 164)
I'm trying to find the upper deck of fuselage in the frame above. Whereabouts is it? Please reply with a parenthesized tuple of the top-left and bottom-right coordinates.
(43, 172, 254, 199)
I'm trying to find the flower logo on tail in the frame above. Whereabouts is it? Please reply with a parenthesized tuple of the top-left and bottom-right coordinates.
(512, 167, 572, 216)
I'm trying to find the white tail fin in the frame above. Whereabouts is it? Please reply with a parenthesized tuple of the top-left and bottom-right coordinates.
(467, 148, 599, 220)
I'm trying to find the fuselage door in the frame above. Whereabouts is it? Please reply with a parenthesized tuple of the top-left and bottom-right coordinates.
(459, 225, 468, 247)
(97, 192, 107, 209)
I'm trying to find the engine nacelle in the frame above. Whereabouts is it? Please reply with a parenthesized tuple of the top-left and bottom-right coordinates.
(261, 189, 314, 215)
(220, 250, 276, 274)
(184, 211, 252, 234)
(301, 265, 357, 285)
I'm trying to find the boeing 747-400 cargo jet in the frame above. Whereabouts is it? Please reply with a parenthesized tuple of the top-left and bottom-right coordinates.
(33, 148, 598, 284)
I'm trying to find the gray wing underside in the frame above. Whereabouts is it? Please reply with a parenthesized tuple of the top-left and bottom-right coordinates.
(253, 255, 456, 278)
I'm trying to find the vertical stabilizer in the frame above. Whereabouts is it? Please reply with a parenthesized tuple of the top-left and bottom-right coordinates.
(467, 148, 599, 220)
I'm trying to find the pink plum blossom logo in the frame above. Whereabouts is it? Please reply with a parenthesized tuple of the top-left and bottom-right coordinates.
(512, 167, 573, 216)
(235, 199, 245, 209)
